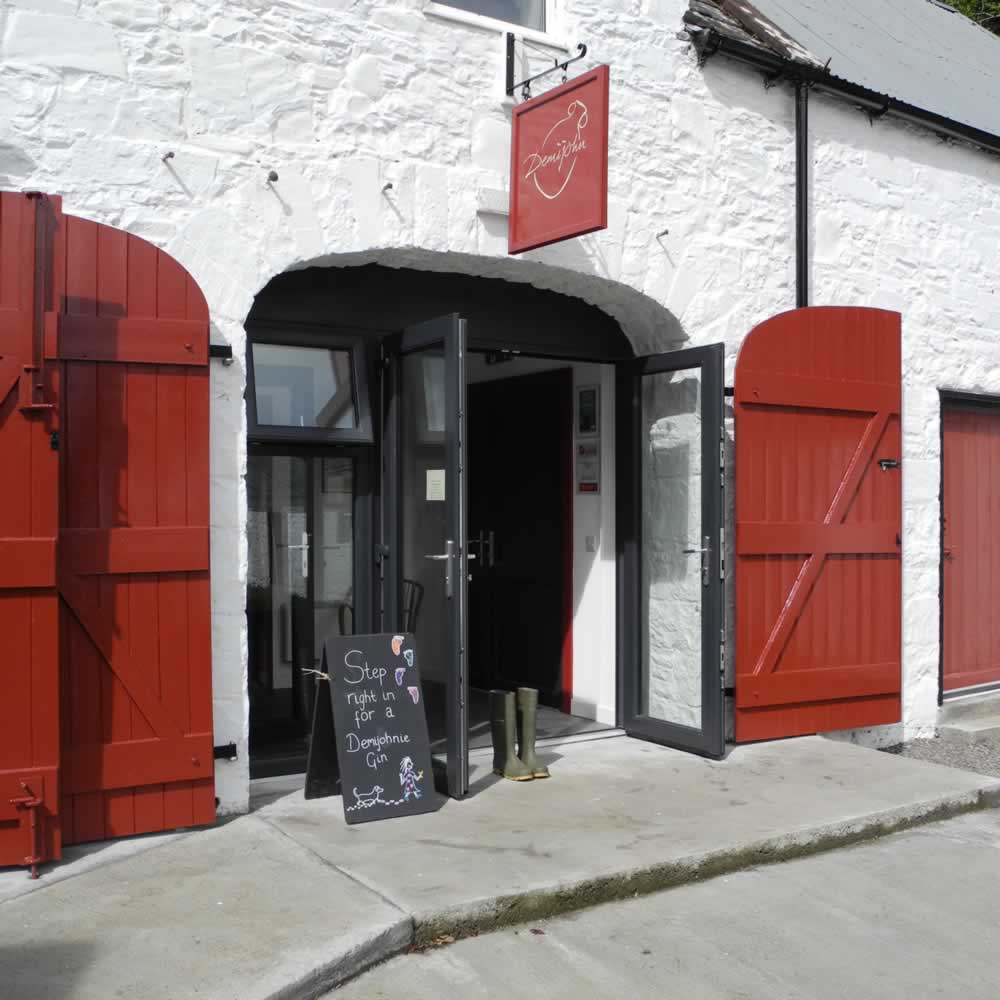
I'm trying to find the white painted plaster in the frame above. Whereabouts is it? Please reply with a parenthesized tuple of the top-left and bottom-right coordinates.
(4, 0, 997, 811)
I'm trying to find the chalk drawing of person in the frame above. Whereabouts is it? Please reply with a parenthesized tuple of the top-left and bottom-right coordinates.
(399, 756, 424, 801)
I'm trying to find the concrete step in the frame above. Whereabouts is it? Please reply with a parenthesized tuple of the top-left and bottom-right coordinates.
(938, 714, 1000, 746)
(939, 692, 1000, 724)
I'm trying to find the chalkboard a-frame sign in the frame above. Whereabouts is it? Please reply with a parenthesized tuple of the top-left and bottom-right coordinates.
(324, 633, 441, 824)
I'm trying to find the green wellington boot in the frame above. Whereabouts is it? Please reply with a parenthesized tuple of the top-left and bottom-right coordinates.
(516, 687, 550, 779)
(490, 690, 534, 781)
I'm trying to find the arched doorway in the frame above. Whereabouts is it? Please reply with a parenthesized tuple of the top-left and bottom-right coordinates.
(244, 264, 726, 798)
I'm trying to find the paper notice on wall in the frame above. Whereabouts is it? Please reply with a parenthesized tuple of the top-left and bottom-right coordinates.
(577, 441, 600, 494)
(426, 469, 446, 501)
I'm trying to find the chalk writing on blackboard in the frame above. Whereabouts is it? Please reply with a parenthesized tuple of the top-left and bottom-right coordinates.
(326, 631, 440, 824)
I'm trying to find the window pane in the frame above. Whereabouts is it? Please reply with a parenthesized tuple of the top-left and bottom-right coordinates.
(437, 0, 544, 31)
(641, 368, 703, 730)
(253, 343, 356, 429)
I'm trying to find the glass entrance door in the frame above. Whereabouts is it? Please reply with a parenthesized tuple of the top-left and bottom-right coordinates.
(385, 315, 469, 798)
(247, 451, 360, 776)
(617, 344, 726, 758)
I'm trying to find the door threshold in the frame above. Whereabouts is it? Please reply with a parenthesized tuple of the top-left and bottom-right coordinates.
(942, 680, 1000, 701)
(467, 727, 626, 759)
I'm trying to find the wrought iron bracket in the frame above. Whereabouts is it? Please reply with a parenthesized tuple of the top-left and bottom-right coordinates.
(865, 98, 892, 125)
(505, 32, 588, 100)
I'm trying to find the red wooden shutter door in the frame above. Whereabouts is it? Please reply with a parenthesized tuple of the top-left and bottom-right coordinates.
(942, 406, 1000, 693)
(735, 307, 902, 742)
(0, 193, 61, 871)
(49, 213, 215, 843)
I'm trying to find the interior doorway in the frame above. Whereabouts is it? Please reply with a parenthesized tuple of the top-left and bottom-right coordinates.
(464, 356, 614, 750)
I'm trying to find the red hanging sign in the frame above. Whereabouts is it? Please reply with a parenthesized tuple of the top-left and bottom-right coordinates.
(508, 65, 610, 255)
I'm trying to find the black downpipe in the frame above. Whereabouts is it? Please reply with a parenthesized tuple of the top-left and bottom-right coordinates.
(795, 82, 809, 309)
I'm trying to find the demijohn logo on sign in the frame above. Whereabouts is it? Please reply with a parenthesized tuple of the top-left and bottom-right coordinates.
(508, 65, 610, 255)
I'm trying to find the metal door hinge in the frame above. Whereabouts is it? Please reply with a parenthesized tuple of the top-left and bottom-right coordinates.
(213, 742, 238, 761)
(878, 458, 900, 471)
(50, 430, 58, 451)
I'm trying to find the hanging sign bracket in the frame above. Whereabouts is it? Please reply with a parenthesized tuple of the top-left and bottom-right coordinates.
(505, 33, 588, 99)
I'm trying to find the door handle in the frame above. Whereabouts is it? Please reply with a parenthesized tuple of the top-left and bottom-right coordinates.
(683, 536, 711, 586)
(425, 539, 456, 598)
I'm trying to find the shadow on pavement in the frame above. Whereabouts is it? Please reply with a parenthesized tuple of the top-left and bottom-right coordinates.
(0, 942, 96, 1000)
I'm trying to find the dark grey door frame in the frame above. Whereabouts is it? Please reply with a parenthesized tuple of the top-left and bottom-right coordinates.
(383, 315, 470, 799)
(616, 343, 726, 758)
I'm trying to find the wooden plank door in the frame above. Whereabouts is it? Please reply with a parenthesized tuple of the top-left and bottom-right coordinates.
(734, 307, 902, 742)
(942, 404, 1000, 694)
(48, 212, 215, 843)
(0, 193, 61, 872)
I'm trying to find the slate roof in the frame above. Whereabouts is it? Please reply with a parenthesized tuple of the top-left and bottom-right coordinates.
(684, 0, 1000, 140)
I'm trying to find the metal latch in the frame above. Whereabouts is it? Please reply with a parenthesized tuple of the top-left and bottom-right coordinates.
(878, 458, 900, 471)
(10, 781, 43, 880)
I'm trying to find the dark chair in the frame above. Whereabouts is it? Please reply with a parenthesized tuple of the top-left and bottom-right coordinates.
(401, 578, 424, 634)
(336, 579, 424, 636)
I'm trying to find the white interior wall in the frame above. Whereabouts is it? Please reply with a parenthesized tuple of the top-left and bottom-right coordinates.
(571, 363, 618, 725)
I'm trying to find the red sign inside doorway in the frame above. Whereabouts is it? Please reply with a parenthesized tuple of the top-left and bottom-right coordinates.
(508, 65, 610, 255)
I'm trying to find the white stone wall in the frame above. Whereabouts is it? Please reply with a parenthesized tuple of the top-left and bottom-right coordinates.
(3, 0, 998, 809)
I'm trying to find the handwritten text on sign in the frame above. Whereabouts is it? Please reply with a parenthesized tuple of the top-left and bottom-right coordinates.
(327, 632, 439, 825)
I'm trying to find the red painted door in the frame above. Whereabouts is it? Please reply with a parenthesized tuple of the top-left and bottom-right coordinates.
(735, 307, 902, 742)
(942, 405, 1000, 693)
(49, 210, 215, 843)
(0, 193, 61, 873)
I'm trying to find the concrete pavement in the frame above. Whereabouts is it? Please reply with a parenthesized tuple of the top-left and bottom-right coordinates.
(337, 808, 1000, 999)
(2, 735, 999, 999)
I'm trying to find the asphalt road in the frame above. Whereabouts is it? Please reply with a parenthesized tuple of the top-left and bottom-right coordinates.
(335, 809, 1000, 999)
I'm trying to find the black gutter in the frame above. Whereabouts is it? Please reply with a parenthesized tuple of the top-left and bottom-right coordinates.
(795, 81, 809, 309)
(694, 30, 1000, 158)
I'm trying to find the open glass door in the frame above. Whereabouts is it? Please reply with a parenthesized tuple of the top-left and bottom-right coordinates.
(384, 315, 469, 798)
(617, 344, 725, 758)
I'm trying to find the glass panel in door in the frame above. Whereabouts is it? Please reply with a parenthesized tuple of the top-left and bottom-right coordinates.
(391, 315, 469, 798)
(619, 344, 725, 758)
(247, 453, 355, 777)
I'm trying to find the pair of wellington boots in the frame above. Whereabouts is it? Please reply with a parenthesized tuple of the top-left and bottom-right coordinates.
(490, 688, 550, 780)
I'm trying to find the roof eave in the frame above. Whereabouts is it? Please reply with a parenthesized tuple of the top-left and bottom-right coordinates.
(689, 26, 1000, 157)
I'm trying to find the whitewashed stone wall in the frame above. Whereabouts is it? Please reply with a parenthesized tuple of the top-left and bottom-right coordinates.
(2, 0, 998, 809)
